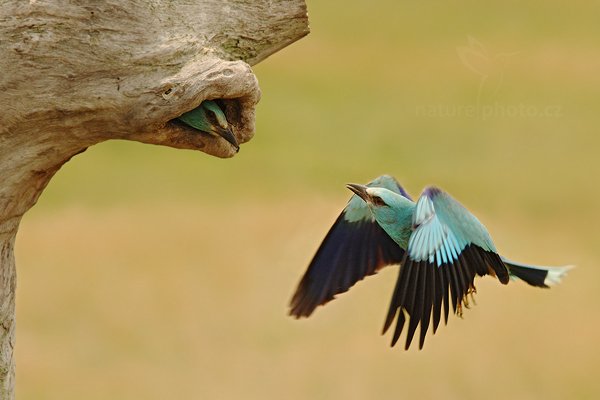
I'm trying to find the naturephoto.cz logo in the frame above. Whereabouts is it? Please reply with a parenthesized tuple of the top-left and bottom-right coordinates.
(415, 36, 563, 120)
(416, 103, 563, 120)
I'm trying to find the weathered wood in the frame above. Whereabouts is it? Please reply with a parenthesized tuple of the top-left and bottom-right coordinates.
(0, 1, 309, 398)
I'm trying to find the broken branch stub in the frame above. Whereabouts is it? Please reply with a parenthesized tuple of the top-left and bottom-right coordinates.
(0, 1, 309, 398)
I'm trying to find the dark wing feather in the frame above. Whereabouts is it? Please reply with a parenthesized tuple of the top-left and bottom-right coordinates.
(290, 213, 405, 318)
(290, 175, 410, 318)
(385, 245, 505, 349)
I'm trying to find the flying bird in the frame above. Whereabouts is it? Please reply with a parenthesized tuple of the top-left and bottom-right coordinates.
(289, 175, 571, 350)
(177, 100, 239, 151)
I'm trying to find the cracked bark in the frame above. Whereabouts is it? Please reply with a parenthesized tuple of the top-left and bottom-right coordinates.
(0, 1, 309, 398)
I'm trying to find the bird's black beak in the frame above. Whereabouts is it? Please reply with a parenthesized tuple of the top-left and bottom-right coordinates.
(346, 183, 370, 202)
(215, 125, 240, 153)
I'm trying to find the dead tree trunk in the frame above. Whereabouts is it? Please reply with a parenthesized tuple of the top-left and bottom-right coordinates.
(0, 1, 309, 398)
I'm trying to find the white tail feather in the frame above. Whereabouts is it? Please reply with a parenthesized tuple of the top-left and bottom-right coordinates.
(501, 256, 574, 286)
(543, 265, 574, 286)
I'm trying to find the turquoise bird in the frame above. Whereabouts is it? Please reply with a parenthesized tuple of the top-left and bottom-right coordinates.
(177, 100, 239, 151)
(290, 175, 571, 350)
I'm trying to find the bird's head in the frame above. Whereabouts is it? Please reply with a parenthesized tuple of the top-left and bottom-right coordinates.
(177, 100, 239, 151)
(346, 183, 414, 228)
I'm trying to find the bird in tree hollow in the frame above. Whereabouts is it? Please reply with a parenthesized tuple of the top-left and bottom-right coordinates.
(289, 175, 571, 350)
(177, 100, 239, 151)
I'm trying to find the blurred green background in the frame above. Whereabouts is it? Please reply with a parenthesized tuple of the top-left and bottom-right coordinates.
(15, 1, 600, 399)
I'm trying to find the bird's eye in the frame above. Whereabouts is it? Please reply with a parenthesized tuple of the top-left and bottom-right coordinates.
(205, 110, 217, 124)
(371, 195, 387, 207)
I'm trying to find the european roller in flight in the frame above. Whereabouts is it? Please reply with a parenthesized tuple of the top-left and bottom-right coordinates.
(177, 100, 239, 151)
(289, 175, 571, 350)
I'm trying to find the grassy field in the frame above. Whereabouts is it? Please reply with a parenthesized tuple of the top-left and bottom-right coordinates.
(15, 1, 600, 399)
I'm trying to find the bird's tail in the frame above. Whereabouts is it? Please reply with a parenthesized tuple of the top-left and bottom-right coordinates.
(502, 257, 573, 288)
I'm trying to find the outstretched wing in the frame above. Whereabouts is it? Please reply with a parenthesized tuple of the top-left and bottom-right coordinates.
(383, 187, 510, 350)
(289, 175, 411, 318)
